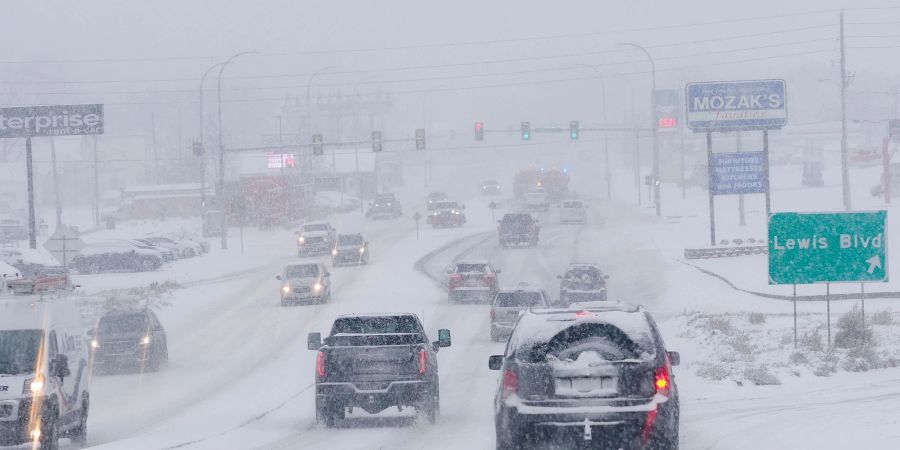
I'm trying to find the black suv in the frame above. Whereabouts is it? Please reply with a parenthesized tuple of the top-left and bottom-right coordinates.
(90, 309, 169, 373)
(488, 303, 680, 450)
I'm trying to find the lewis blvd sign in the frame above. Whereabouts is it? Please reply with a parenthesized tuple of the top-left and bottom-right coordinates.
(768, 211, 888, 284)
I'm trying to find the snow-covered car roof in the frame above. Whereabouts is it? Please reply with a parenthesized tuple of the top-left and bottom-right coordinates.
(567, 262, 602, 270)
(301, 221, 332, 228)
(1, 261, 21, 279)
(508, 306, 657, 360)
(335, 312, 418, 319)
(456, 259, 490, 266)
(497, 284, 543, 293)
(0, 247, 62, 267)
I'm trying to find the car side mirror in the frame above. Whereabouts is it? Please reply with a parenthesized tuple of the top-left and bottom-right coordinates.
(307, 332, 322, 350)
(52, 354, 70, 378)
(275, 275, 282, 281)
(437, 329, 451, 347)
(445, 268, 454, 275)
(494, 269, 501, 274)
(667, 351, 680, 366)
(488, 355, 503, 370)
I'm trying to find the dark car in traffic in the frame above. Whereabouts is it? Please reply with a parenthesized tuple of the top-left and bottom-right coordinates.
(308, 313, 451, 426)
(90, 309, 169, 373)
(497, 213, 540, 247)
(366, 194, 402, 219)
(489, 303, 680, 450)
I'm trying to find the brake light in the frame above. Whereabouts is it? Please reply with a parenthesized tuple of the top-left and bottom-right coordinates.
(501, 369, 518, 399)
(418, 349, 427, 374)
(654, 364, 671, 397)
(316, 351, 326, 377)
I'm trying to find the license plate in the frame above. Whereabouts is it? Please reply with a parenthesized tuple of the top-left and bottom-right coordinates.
(554, 376, 618, 395)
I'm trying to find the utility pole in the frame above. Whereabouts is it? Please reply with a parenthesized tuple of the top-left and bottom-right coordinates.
(737, 131, 746, 226)
(93, 136, 100, 226)
(50, 138, 62, 228)
(840, 10, 852, 211)
(151, 112, 160, 183)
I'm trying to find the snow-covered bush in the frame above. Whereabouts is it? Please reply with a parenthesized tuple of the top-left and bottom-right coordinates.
(870, 309, 893, 326)
(748, 312, 766, 325)
(743, 365, 780, 385)
(834, 306, 874, 349)
(695, 363, 731, 381)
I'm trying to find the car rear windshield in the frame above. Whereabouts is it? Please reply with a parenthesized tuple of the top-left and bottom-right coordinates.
(495, 291, 544, 307)
(0, 330, 41, 376)
(286, 264, 319, 278)
(303, 224, 329, 232)
(337, 235, 363, 246)
(563, 201, 582, 208)
(502, 214, 532, 224)
(331, 316, 422, 335)
(513, 315, 657, 363)
(99, 314, 148, 334)
(457, 264, 486, 273)
(434, 202, 458, 210)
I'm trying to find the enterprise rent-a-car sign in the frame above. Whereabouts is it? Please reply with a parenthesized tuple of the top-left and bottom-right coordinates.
(0, 104, 104, 138)
(686, 80, 786, 132)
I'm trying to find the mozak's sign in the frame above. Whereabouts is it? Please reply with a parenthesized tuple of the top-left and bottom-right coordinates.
(686, 80, 786, 132)
(0, 104, 104, 138)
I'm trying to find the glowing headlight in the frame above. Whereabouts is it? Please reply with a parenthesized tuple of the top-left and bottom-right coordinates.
(332, 249, 338, 256)
(282, 285, 291, 293)
(27, 375, 44, 393)
(314, 283, 323, 292)
(91, 339, 99, 349)
(30, 428, 40, 440)
(359, 247, 366, 254)
(298, 236, 306, 244)
(140, 335, 151, 345)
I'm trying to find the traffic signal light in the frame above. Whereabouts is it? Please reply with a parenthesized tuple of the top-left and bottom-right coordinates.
(521, 121, 530, 140)
(372, 131, 382, 152)
(415, 128, 426, 150)
(569, 121, 579, 140)
(475, 122, 484, 141)
(312, 133, 323, 156)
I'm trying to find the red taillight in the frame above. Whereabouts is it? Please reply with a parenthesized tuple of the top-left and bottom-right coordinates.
(490, 309, 496, 320)
(654, 364, 671, 397)
(501, 369, 518, 398)
(316, 351, 326, 377)
(418, 349, 427, 374)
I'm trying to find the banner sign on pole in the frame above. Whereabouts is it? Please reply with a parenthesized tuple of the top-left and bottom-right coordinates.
(0, 104, 104, 138)
(686, 80, 786, 132)
(267, 153, 295, 169)
(709, 151, 768, 195)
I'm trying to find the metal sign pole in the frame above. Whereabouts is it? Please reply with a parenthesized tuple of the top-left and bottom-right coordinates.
(826, 283, 832, 349)
(763, 130, 772, 216)
(706, 131, 716, 246)
(860, 283, 866, 329)
(793, 284, 797, 349)
(25, 137, 37, 249)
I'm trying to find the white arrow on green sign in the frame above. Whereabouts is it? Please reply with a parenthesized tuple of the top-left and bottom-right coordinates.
(768, 211, 888, 284)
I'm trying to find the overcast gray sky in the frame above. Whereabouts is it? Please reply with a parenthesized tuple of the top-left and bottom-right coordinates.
(1, 1, 898, 148)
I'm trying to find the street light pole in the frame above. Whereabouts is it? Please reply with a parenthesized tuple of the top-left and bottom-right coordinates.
(620, 42, 660, 216)
(216, 50, 256, 250)
(839, 11, 852, 210)
(579, 64, 611, 201)
(199, 62, 225, 210)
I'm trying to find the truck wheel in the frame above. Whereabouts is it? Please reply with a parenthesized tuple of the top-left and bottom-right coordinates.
(69, 398, 89, 446)
(40, 415, 59, 450)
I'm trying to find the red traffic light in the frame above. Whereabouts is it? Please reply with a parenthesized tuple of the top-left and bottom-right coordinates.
(658, 117, 677, 129)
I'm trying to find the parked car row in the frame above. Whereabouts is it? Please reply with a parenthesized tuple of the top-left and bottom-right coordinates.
(72, 235, 208, 274)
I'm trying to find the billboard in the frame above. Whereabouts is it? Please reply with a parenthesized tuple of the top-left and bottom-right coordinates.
(0, 104, 104, 138)
(686, 80, 786, 131)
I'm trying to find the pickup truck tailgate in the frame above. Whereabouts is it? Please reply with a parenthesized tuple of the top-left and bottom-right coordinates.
(324, 334, 422, 382)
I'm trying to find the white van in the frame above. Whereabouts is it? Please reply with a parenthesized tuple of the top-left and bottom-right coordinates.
(559, 199, 588, 224)
(0, 299, 90, 449)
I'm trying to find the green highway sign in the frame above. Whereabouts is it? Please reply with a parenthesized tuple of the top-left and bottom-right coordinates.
(769, 211, 888, 284)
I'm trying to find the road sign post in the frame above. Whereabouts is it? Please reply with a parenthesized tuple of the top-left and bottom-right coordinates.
(768, 211, 888, 284)
(0, 104, 104, 249)
(687, 80, 785, 246)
